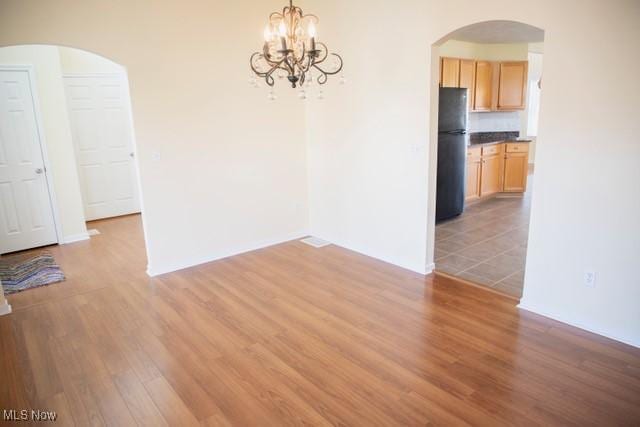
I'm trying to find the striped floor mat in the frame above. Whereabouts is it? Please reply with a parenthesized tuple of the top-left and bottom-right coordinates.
(0, 251, 65, 295)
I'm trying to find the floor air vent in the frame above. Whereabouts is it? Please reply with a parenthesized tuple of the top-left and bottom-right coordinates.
(300, 237, 331, 248)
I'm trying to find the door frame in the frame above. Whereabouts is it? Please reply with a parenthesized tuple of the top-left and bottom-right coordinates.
(0, 64, 62, 246)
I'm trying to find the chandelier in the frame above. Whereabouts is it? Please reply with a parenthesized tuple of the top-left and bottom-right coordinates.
(249, 0, 344, 99)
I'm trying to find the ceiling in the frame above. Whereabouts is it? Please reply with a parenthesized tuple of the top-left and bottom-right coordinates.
(449, 21, 545, 44)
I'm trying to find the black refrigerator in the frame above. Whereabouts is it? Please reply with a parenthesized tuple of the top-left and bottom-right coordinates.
(436, 87, 468, 222)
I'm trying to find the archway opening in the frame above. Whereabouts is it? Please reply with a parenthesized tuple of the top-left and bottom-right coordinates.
(0, 44, 148, 270)
(426, 21, 545, 300)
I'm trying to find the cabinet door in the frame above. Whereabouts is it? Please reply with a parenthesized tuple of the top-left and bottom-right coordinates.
(480, 154, 503, 196)
(459, 59, 475, 110)
(498, 61, 528, 110)
(440, 58, 460, 88)
(503, 153, 529, 192)
(465, 156, 482, 202)
(473, 61, 493, 111)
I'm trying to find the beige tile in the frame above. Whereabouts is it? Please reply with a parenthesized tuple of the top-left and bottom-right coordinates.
(456, 239, 510, 262)
(492, 280, 523, 298)
(436, 238, 468, 254)
(485, 253, 526, 271)
(434, 247, 450, 261)
(435, 227, 458, 242)
(435, 254, 479, 275)
(505, 246, 527, 258)
(463, 261, 516, 283)
(497, 269, 525, 287)
(456, 270, 494, 287)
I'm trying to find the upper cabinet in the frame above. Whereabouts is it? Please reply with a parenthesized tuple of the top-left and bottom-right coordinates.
(459, 60, 476, 110)
(440, 58, 460, 88)
(473, 61, 493, 112)
(498, 61, 528, 110)
(440, 57, 528, 112)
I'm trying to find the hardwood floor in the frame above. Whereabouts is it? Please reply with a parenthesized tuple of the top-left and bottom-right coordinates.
(1, 214, 639, 426)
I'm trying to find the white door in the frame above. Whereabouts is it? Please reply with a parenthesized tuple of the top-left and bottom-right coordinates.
(64, 74, 140, 221)
(0, 69, 58, 254)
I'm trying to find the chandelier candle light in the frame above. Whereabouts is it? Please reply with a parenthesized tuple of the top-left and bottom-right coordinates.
(249, 0, 344, 99)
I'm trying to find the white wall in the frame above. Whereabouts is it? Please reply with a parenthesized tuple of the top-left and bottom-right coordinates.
(0, 45, 88, 242)
(58, 46, 124, 74)
(439, 40, 529, 60)
(305, 0, 640, 346)
(0, 1, 309, 276)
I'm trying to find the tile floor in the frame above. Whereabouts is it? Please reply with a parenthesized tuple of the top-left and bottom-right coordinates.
(435, 172, 532, 298)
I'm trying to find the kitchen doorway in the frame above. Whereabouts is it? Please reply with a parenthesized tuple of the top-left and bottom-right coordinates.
(427, 21, 545, 299)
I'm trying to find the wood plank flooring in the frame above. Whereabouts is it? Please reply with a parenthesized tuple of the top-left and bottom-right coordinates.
(1, 214, 639, 426)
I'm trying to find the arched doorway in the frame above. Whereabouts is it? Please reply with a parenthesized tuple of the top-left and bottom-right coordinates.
(0, 44, 146, 257)
(426, 21, 545, 300)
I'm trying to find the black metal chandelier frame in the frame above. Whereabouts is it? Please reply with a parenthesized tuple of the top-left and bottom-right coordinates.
(250, 0, 343, 88)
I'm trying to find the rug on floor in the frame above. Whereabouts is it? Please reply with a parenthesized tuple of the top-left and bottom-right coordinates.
(0, 251, 65, 294)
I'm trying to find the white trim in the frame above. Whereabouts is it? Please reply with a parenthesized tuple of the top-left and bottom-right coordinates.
(147, 230, 309, 277)
(62, 232, 90, 244)
(0, 65, 63, 246)
(313, 234, 432, 275)
(0, 301, 12, 316)
(62, 72, 124, 78)
(518, 300, 640, 349)
(425, 262, 435, 274)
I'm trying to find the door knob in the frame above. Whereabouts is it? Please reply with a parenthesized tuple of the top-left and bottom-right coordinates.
(129, 152, 135, 158)
(35, 168, 44, 174)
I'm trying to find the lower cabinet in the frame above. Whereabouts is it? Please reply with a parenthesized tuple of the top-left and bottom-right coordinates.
(503, 154, 528, 192)
(465, 142, 529, 201)
(480, 152, 503, 196)
(465, 147, 482, 202)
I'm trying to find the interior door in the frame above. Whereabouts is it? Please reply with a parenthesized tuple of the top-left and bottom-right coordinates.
(64, 74, 140, 221)
(0, 69, 58, 254)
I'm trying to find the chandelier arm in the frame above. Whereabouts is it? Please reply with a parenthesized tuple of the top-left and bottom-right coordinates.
(311, 42, 330, 65)
(312, 55, 343, 85)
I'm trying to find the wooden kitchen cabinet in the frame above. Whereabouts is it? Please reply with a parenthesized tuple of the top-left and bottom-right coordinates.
(440, 57, 460, 88)
(459, 59, 475, 110)
(440, 56, 528, 112)
(480, 152, 503, 196)
(473, 61, 493, 111)
(465, 147, 482, 202)
(466, 142, 529, 203)
(502, 144, 529, 192)
(498, 61, 528, 110)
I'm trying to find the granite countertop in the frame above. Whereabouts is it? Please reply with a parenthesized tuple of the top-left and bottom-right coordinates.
(468, 131, 532, 147)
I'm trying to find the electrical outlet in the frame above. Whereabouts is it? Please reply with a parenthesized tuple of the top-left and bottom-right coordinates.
(584, 271, 596, 288)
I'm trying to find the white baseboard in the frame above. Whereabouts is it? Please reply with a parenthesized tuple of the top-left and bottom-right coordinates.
(146, 230, 309, 277)
(312, 234, 432, 275)
(0, 301, 12, 316)
(62, 232, 90, 244)
(425, 262, 435, 275)
(518, 300, 639, 349)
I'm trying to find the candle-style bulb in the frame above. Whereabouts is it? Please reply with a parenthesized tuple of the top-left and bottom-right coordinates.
(278, 22, 287, 37)
(308, 21, 317, 38)
(263, 26, 272, 42)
